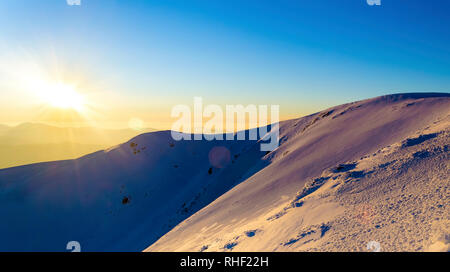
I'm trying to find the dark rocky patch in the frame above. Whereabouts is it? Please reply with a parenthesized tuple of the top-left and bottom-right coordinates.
(402, 133, 438, 148)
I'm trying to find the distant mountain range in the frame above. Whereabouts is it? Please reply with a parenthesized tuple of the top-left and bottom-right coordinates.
(0, 125, 10, 135)
(0, 123, 156, 169)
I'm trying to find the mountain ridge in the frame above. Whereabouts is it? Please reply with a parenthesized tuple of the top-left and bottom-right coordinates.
(146, 92, 450, 252)
(0, 93, 448, 251)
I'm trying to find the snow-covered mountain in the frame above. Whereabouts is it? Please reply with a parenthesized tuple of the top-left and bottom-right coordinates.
(146, 93, 450, 252)
(0, 128, 268, 251)
(0, 93, 448, 252)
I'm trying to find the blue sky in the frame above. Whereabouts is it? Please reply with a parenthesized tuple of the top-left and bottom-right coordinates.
(0, 0, 449, 127)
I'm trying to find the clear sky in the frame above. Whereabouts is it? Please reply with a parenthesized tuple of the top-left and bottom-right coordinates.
(0, 0, 449, 129)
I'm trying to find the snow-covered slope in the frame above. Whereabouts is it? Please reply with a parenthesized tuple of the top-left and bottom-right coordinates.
(0, 93, 448, 252)
(0, 130, 268, 251)
(147, 93, 450, 252)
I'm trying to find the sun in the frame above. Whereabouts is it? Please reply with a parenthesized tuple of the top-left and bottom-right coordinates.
(40, 82, 85, 111)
